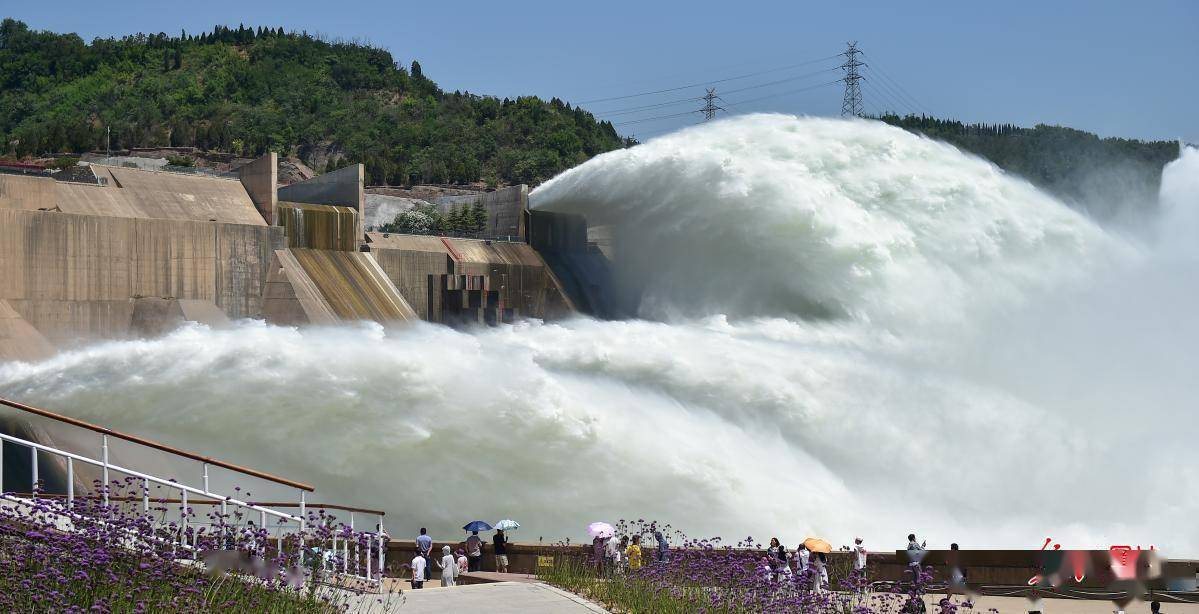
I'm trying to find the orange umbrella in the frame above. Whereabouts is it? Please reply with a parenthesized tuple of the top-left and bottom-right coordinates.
(802, 538, 833, 554)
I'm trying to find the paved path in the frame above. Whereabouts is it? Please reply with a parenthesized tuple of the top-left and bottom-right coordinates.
(387, 581, 609, 613)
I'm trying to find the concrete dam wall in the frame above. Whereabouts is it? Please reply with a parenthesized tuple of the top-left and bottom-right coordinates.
(0, 154, 582, 360)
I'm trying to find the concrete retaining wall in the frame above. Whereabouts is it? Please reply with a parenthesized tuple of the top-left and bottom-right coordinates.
(277, 164, 365, 248)
(365, 232, 573, 322)
(238, 152, 277, 224)
(0, 209, 282, 348)
(433, 185, 528, 241)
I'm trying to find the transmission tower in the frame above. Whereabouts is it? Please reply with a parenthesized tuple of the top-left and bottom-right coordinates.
(839, 42, 866, 118)
(701, 88, 724, 121)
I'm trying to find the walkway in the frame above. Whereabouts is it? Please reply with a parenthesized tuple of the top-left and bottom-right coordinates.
(384, 581, 609, 613)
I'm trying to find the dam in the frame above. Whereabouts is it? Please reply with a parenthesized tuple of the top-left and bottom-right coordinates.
(0, 153, 604, 360)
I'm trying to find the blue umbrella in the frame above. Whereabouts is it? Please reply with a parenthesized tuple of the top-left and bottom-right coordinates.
(463, 520, 493, 532)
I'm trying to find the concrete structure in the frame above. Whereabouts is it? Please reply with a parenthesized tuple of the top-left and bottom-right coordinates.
(277, 202, 358, 251)
(528, 211, 619, 318)
(379, 582, 609, 614)
(0, 156, 421, 359)
(238, 151, 278, 224)
(433, 184, 528, 240)
(278, 164, 365, 249)
(366, 233, 573, 323)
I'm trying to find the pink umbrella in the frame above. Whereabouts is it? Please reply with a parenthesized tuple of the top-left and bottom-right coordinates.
(588, 522, 615, 538)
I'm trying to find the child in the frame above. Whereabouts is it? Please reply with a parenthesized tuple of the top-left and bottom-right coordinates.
(410, 552, 426, 589)
(627, 535, 643, 571)
(456, 548, 469, 577)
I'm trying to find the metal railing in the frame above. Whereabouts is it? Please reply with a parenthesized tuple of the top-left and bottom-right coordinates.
(0, 397, 386, 586)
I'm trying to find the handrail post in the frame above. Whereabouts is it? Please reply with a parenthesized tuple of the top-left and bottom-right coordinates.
(181, 488, 189, 553)
(346, 512, 354, 575)
(66, 457, 74, 506)
(202, 463, 209, 494)
(366, 532, 373, 580)
(259, 509, 267, 559)
(298, 490, 306, 565)
(0, 440, 4, 493)
(377, 515, 385, 581)
(30, 447, 38, 494)
(142, 478, 149, 515)
(101, 435, 109, 506)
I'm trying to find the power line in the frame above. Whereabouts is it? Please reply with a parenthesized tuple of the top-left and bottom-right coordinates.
(839, 41, 866, 118)
(715, 66, 841, 96)
(861, 53, 930, 115)
(598, 95, 705, 117)
(578, 53, 841, 104)
(860, 79, 906, 115)
(597, 66, 837, 119)
(866, 77, 915, 115)
(722, 79, 842, 107)
(613, 110, 701, 126)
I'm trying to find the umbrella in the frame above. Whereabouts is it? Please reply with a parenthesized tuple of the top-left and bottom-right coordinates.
(587, 522, 615, 538)
(494, 519, 520, 531)
(802, 537, 833, 554)
(463, 520, 493, 532)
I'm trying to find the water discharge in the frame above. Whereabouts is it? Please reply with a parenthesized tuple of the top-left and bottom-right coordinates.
(1, 115, 1195, 553)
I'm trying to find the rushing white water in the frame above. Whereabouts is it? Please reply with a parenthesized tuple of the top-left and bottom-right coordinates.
(1, 116, 1194, 554)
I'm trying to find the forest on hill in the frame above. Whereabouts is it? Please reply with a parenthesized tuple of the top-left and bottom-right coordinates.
(875, 113, 1180, 218)
(0, 19, 625, 186)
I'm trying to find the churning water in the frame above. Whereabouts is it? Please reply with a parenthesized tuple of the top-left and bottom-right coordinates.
(1, 115, 1195, 553)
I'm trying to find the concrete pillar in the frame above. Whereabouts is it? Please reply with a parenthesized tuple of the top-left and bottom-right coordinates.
(238, 152, 278, 225)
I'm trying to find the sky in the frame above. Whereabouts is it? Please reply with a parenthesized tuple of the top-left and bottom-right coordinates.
(4, 0, 1197, 143)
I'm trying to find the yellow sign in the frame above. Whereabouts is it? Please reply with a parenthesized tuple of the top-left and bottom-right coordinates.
(537, 555, 555, 568)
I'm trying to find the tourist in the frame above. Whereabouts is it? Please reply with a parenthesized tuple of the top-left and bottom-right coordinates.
(495, 529, 510, 573)
(456, 548, 469, 576)
(853, 537, 868, 592)
(906, 533, 926, 586)
(797, 543, 810, 578)
(605, 535, 622, 575)
(592, 534, 605, 572)
(410, 551, 426, 590)
(626, 535, 642, 571)
(653, 530, 669, 563)
(466, 530, 484, 572)
(768, 537, 787, 581)
(436, 545, 457, 587)
(417, 528, 433, 581)
(815, 552, 829, 590)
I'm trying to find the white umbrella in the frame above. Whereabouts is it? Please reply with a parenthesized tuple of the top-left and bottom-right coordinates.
(588, 522, 615, 538)
(495, 519, 520, 531)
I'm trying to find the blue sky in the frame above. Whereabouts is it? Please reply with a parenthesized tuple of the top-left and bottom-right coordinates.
(5, 0, 1196, 142)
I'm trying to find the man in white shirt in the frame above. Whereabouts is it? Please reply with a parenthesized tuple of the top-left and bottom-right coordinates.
(410, 552, 426, 589)
(853, 537, 868, 590)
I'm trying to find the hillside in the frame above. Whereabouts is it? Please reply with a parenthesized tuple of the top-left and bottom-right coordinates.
(0, 19, 624, 186)
(876, 113, 1179, 218)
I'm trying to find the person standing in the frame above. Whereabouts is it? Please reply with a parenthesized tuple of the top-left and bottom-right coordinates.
(417, 528, 433, 581)
(768, 538, 787, 581)
(797, 543, 810, 580)
(813, 552, 829, 591)
(494, 529, 510, 573)
(456, 548, 469, 577)
(435, 545, 457, 587)
(853, 537, 868, 589)
(465, 530, 483, 572)
(605, 535, 622, 575)
(653, 530, 669, 563)
(627, 535, 643, 571)
(410, 551, 426, 590)
(906, 533, 926, 587)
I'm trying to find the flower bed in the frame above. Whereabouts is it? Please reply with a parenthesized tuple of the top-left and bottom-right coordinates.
(541, 520, 982, 614)
(0, 479, 398, 612)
